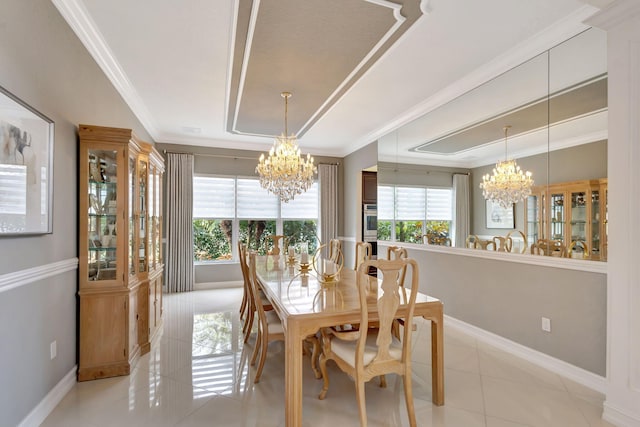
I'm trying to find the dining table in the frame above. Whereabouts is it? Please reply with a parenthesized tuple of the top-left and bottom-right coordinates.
(254, 254, 445, 426)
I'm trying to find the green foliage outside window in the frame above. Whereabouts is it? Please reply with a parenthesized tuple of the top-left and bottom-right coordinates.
(283, 220, 319, 253)
(377, 220, 391, 241)
(395, 221, 423, 243)
(238, 220, 276, 255)
(426, 221, 450, 239)
(193, 219, 232, 261)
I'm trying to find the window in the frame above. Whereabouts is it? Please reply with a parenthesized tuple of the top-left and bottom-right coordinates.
(193, 176, 319, 261)
(378, 184, 453, 245)
(193, 176, 235, 261)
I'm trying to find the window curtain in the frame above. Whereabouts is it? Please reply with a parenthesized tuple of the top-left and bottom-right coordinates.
(319, 164, 338, 255)
(165, 153, 195, 293)
(453, 173, 470, 248)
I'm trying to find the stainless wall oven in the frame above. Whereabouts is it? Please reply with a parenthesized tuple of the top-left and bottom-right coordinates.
(363, 204, 377, 242)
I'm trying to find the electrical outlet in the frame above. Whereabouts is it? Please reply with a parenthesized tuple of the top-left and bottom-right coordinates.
(541, 317, 551, 332)
(50, 340, 57, 360)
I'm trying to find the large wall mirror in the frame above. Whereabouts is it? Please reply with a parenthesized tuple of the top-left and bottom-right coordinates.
(377, 28, 607, 261)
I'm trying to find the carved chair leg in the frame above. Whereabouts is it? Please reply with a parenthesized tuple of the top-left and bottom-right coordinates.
(243, 308, 254, 343)
(254, 331, 269, 383)
(308, 335, 322, 379)
(355, 380, 367, 427)
(318, 354, 330, 399)
(250, 326, 262, 366)
(403, 373, 417, 427)
(379, 374, 387, 388)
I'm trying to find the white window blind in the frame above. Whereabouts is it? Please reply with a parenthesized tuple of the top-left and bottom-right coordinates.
(426, 188, 453, 220)
(377, 186, 394, 220)
(395, 187, 426, 220)
(237, 178, 278, 218)
(0, 164, 26, 214)
(281, 182, 318, 219)
(193, 176, 235, 218)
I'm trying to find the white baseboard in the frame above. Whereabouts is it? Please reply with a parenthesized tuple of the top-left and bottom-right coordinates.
(603, 402, 640, 427)
(195, 280, 243, 290)
(445, 315, 607, 394)
(18, 366, 76, 427)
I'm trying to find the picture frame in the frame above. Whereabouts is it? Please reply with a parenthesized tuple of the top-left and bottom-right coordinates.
(0, 84, 54, 235)
(485, 200, 515, 229)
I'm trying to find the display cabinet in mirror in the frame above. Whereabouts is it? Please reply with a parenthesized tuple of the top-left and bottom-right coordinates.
(525, 179, 607, 260)
(78, 124, 165, 381)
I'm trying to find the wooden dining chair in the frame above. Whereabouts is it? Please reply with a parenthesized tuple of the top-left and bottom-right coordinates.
(466, 234, 495, 250)
(531, 239, 567, 257)
(266, 234, 285, 255)
(354, 241, 372, 271)
(239, 242, 249, 322)
(247, 252, 285, 383)
(386, 245, 416, 338)
(318, 257, 420, 427)
(568, 240, 590, 259)
(386, 245, 408, 287)
(492, 236, 512, 252)
(506, 230, 528, 254)
(239, 243, 272, 343)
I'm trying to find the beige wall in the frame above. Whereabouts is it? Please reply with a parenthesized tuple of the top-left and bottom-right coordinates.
(0, 1, 153, 426)
(341, 141, 377, 268)
(380, 243, 607, 375)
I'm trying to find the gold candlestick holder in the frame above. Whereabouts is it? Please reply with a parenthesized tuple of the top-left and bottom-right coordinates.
(298, 262, 311, 275)
(312, 244, 344, 285)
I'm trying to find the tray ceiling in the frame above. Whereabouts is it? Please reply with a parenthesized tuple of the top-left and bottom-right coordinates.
(53, 0, 602, 161)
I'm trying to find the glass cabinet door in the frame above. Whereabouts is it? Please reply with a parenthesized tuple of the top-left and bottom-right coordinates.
(602, 183, 608, 261)
(570, 191, 588, 243)
(87, 149, 119, 282)
(148, 165, 155, 270)
(129, 155, 136, 276)
(138, 159, 148, 273)
(526, 193, 540, 244)
(549, 192, 565, 242)
(591, 190, 601, 258)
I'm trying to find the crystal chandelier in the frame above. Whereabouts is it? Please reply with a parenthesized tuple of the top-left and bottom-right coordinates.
(480, 126, 534, 209)
(256, 92, 317, 203)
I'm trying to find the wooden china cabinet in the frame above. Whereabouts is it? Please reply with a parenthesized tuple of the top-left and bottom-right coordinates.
(524, 178, 607, 260)
(78, 124, 164, 381)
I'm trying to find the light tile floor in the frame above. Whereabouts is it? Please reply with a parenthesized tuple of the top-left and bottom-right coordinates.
(42, 288, 614, 427)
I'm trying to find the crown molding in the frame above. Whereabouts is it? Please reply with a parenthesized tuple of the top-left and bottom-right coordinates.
(52, 0, 161, 139)
(586, 0, 640, 30)
(357, 4, 601, 148)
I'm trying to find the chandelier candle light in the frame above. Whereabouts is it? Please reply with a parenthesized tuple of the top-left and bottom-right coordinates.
(256, 92, 317, 203)
(480, 126, 534, 209)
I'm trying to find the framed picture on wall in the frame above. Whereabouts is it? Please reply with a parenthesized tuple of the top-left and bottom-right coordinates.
(0, 84, 54, 235)
(485, 200, 515, 229)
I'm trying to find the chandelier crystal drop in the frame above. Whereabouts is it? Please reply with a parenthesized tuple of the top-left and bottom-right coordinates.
(256, 92, 317, 203)
(480, 126, 534, 209)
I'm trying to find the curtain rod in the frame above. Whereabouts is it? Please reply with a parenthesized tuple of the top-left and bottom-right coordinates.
(162, 150, 340, 165)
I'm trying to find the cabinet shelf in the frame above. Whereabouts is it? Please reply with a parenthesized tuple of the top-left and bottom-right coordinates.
(88, 213, 118, 219)
(79, 124, 164, 382)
